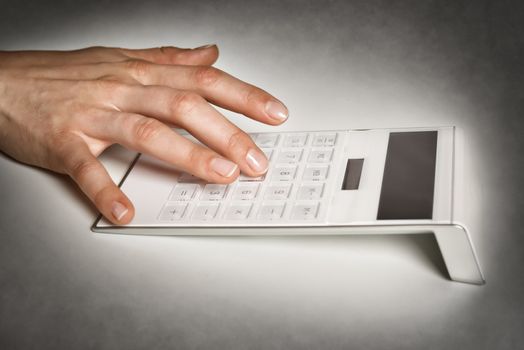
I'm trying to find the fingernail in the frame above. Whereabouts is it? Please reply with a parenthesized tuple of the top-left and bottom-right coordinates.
(211, 157, 238, 177)
(111, 201, 128, 221)
(246, 149, 269, 174)
(265, 100, 289, 122)
(195, 44, 216, 50)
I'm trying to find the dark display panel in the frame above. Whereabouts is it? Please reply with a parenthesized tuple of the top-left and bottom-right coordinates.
(377, 131, 438, 220)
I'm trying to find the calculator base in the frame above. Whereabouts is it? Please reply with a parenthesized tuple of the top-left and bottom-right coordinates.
(92, 223, 484, 285)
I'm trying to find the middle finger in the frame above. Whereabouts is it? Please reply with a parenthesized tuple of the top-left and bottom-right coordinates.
(110, 84, 270, 177)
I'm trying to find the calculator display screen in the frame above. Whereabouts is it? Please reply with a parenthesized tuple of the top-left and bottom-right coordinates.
(377, 131, 438, 220)
(341, 158, 364, 190)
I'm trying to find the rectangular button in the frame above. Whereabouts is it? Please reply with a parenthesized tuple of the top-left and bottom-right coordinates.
(312, 133, 337, 147)
(158, 203, 188, 221)
(170, 183, 199, 201)
(192, 203, 220, 220)
(297, 183, 324, 200)
(257, 203, 285, 220)
(308, 149, 333, 163)
(232, 183, 260, 200)
(271, 165, 297, 181)
(283, 133, 308, 147)
(239, 173, 266, 182)
(277, 149, 302, 163)
(224, 203, 252, 220)
(264, 183, 292, 200)
(291, 203, 319, 220)
(303, 165, 329, 181)
(200, 184, 228, 201)
(255, 133, 279, 148)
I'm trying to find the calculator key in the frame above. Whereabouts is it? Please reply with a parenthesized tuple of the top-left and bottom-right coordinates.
(261, 149, 273, 160)
(200, 184, 228, 201)
(192, 203, 220, 220)
(159, 203, 187, 221)
(232, 183, 260, 200)
(291, 203, 319, 220)
(308, 149, 333, 163)
(178, 172, 202, 183)
(283, 133, 308, 147)
(264, 183, 292, 200)
(255, 133, 279, 148)
(272, 165, 297, 181)
(170, 183, 199, 201)
(257, 203, 285, 220)
(239, 173, 266, 182)
(312, 133, 337, 147)
(224, 203, 252, 220)
(303, 165, 329, 181)
(277, 149, 302, 163)
(297, 183, 324, 200)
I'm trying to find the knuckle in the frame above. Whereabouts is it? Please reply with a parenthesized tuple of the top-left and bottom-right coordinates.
(185, 145, 202, 166)
(158, 46, 176, 55)
(92, 79, 125, 99)
(123, 59, 151, 79)
(132, 118, 163, 144)
(50, 131, 71, 155)
(244, 87, 267, 106)
(226, 130, 249, 152)
(193, 66, 221, 87)
(69, 159, 99, 181)
(171, 91, 204, 116)
(186, 146, 213, 174)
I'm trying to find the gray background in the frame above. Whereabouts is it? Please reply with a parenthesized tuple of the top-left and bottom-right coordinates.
(1, 0, 523, 349)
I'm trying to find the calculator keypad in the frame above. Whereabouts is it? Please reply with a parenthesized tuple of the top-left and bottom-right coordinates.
(157, 131, 341, 224)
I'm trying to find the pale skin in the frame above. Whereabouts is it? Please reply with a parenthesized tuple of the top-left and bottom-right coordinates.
(0, 45, 288, 224)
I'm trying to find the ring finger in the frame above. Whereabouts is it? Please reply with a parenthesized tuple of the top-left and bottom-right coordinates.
(79, 109, 241, 183)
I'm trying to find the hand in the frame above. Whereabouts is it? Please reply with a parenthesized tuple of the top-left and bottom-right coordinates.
(0, 45, 288, 224)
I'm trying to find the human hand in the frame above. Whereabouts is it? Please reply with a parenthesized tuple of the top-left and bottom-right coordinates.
(0, 45, 288, 224)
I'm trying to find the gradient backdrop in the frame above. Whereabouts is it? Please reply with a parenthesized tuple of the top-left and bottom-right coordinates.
(1, 1, 523, 349)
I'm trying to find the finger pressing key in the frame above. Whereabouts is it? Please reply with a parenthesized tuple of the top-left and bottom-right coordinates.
(80, 110, 241, 183)
(107, 84, 269, 177)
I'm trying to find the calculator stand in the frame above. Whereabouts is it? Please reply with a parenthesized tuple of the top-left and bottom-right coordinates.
(432, 225, 484, 285)
(334, 223, 484, 285)
(331, 224, 484, 285)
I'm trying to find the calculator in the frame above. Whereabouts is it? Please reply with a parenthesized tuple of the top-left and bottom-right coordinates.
(92, 127, 484, 285)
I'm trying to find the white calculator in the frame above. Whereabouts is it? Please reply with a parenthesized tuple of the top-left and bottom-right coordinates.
(92, 127, 484, 285)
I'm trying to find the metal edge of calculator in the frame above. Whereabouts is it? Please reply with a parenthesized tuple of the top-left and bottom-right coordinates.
(91, 126, 485, 285)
